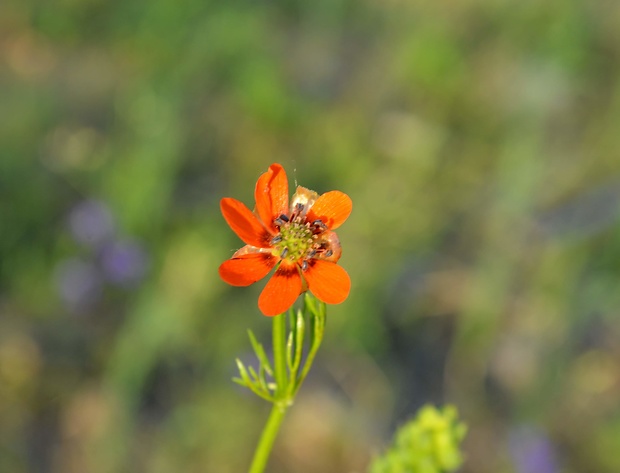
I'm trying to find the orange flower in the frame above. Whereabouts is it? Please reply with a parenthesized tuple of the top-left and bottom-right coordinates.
(219, 163, 352, 316)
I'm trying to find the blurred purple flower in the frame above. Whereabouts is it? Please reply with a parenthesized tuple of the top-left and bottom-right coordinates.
(68, 199, 115, 248)
(509, 425, 559, 473)
(100, 239, 149, 287)
(54, 258, 102, 312)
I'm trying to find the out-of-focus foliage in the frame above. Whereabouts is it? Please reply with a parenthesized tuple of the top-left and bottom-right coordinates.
(2, 0, 620, 472)
(369, 405, 466, 473)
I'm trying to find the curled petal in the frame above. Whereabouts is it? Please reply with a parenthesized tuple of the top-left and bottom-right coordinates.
(258, 261, 302, 316)
(290, 186, 319, 218)
(315, 230, 342, 263)
(232, 245, 269, 258)
(303, 260, 350, 304)
(219, 251, 277, 286)
(255, 163, 289, 232)
(306, 191, 352, 230)
(221, 198, 273, 248)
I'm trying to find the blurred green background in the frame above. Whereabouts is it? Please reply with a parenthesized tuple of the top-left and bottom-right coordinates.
(2, 0, 620, 472)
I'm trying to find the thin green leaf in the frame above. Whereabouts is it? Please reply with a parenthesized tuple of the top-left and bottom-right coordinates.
(248, 365, 261, 384)
(232, 377, 247, 387)
(236, 358, 252, 385)
(235, 360, 276, 402)
(304, 293, 319, 318)
(245, 383, 276, 403)
(257, 366, 272, 395)
(292, 310, 304, 375)
(294, 302, 326, 396)
(248, 330, 274, 377)
(286, 330, 295, 373)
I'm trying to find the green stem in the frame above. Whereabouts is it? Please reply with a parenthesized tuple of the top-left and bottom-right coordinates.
(272, 312, 288, 398)
(248, 404, 287, 473)
(246, 301, 326, 473)
(248, 313, 289, 473)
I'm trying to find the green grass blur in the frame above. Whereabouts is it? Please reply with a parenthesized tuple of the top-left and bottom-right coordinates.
(2, 1, 620, 472)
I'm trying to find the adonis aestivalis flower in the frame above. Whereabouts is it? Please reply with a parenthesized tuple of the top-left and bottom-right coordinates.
(219, 163, 352, 316)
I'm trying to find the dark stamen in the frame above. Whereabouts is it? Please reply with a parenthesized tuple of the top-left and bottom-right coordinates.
(301, 261, 309, 271)
(271, 235, 282, 244)
(281, 248, 289, 258)
(274, 214, 290, 227)
(324, 250, 333, 257)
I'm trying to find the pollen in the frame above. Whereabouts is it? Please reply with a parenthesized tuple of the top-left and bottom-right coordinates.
(272, 219, 315, 262)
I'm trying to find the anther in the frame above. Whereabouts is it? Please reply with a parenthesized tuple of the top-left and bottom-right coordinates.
(271, 235, 283, 244)
(274, 214, 290, 227)
(324, 250, 333, 257)
(301, 260, 309, 271)
(281, 248, 289, 258)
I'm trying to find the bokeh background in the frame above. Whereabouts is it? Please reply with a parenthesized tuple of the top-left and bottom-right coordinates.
(3, 0, 620, 472)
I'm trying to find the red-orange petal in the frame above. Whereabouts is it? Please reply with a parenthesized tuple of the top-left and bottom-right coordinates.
(306, 191, 352, 230)
(219, 252, 277, 286)
(255, 163, 289, 232)
(303, 260, 350, 304)
(258, 261, 302, 316)
(221, 197, 273, 248)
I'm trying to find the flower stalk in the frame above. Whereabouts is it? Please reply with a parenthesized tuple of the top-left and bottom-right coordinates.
(222, 164, 347, 472)
(234, 294, 327, 473)
(248, 405, 286, 473)
(273, 310, 287, 400)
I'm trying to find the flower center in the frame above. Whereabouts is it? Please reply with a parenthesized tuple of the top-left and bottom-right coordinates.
(272, 221, 315, 262)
